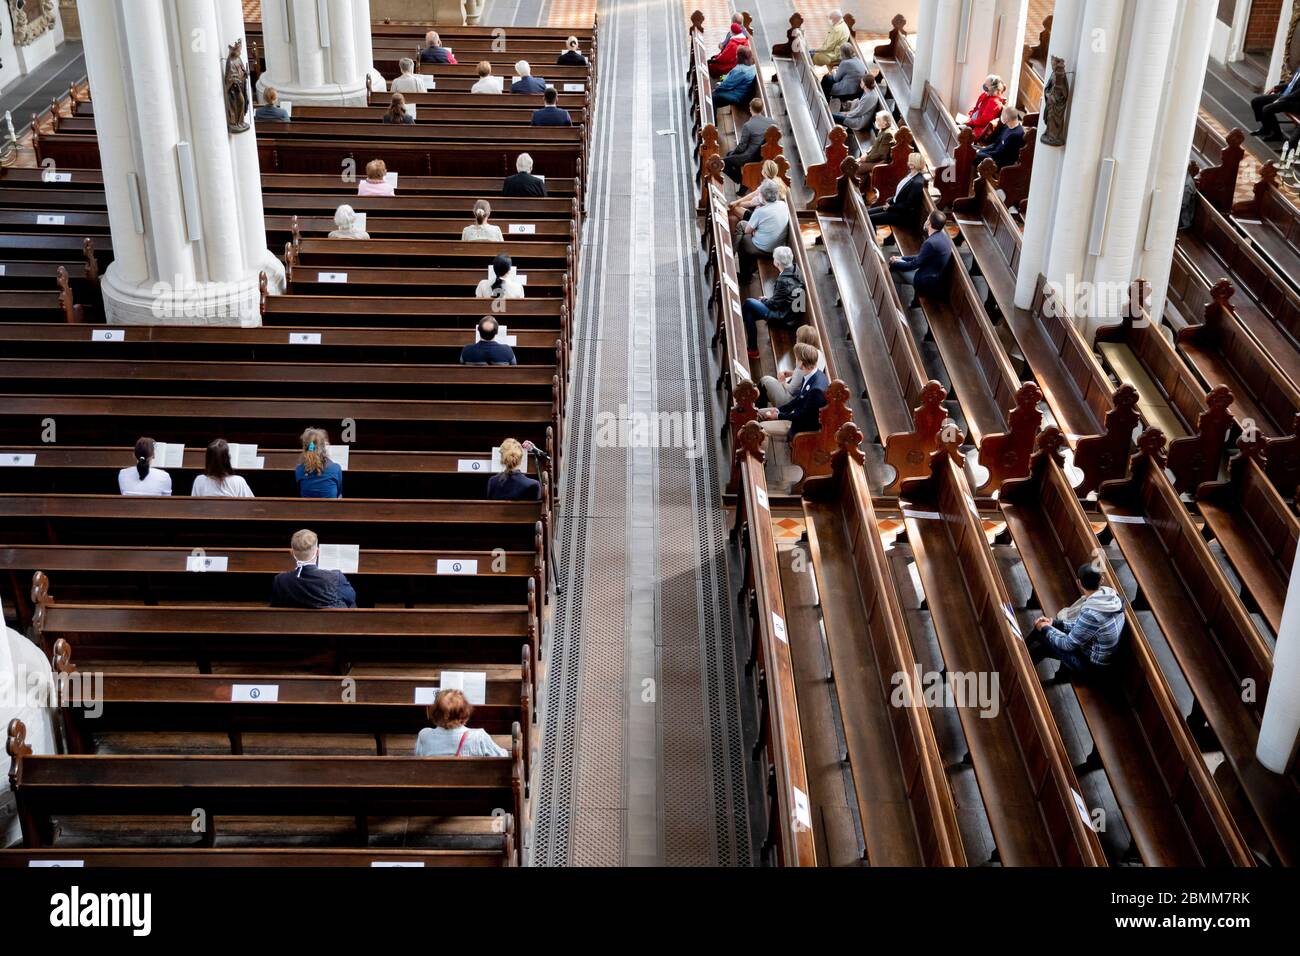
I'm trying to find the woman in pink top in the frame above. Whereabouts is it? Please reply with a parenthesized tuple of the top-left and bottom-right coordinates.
(357, 158, 395, 197)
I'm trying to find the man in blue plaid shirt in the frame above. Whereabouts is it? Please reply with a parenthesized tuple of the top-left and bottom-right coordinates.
(1024, 563, 1124, 681)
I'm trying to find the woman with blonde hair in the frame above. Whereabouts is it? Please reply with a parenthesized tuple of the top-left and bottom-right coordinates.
(486, 438, 541, 500)
(462, 200, 504, 241)
(328, 204, 369, 240)
(557, 36, 587, 66)
(415, 689, 508, 756)
(357, 158, 395, 197)
(759, 325, 827, 406)
(471, 60, 503, 94)
(728, 159, 786, 230)
(294, 427, 343, 499)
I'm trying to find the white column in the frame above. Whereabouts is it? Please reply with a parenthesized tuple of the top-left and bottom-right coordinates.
(958, 0, 999, 113)
(352, 0, 385, 92)
(1138, 0, 1217, 326)
(927, 0, 964, 107)
(77, 0, 284, 327)
(994, 0, 1030, 104)
(1259, 553, 1300, 773)
(909, 0, 941, 109)
(257, 0, 369, 106)
(1266, 0, 1296, 91)
(1014, 0, 1082, 307)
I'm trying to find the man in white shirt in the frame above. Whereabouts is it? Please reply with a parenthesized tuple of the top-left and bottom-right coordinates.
(736, 179, 791, 281)
(391, 58, 424, 94)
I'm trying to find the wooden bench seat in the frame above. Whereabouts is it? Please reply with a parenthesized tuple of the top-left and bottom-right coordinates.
(0, 845, 514, 866)
(284, 263, 569, 297)
(1232, 163, 1300, 287)
(290, 235, 572, 268)
(261, 293, 565, 329)
(769, 14, 847, 206)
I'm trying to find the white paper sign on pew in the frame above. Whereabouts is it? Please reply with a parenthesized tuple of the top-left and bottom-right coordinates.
(41, 170, 72, 183)
(475, 323, 516, 347)
(791, 786, 812, 832)
(231, 684, 279, 702)
(384, 171, 399, 187)
(91, 329, 124, 342)
(318, 543, 360, 574)
(281, 101, 293, 118)
(0, 453, 36, 467)
(486, 264, 527, 286)
(413, 686, 439, 705)
(317, 272, 348, 283)
(289, 332, 322, 345)
(28, 860, 83, 867)
(227, 443, 263, 469)
(491, 445, 528, 473)
(436, 558, 478, 575)
(151, 442, 185, 469)
(353, 212, 367, 234)
(457, 458, 491, 473)
(371, 861, 425, 867)
(0, 265, 6, 276)
(439, 670, 487, 705)
(330, 444, 350, 471)
(36, 214, 65, 226)
(186, 554, 228, 572)
(562, 83, 583, 92)
(418, 75, 435, 92)
(507, 223, 536, 235)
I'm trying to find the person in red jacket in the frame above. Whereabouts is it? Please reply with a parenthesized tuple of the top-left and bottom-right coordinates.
(959, 75, 1007, 145)
(708, 22, 751, 78)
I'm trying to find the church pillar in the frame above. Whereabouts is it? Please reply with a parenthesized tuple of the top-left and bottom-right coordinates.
(1258, 549, 1300, 773)
(257, 0, 371, 106)
(909, 0, 941, 109)
(926, 0, 964, 108)
(77, 0, 284, 327)
(993, 0, 1031, 104)
(956, 0, 999, 113)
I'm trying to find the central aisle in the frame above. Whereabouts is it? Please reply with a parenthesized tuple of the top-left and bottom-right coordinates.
(530, 0, 754, 865)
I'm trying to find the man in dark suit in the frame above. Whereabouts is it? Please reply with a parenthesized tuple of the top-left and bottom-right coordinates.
(512, 61, 548, 94)
(1251, 70, 1300, 141)
(741, 245, 802, 357)
(270, 529, 357, 609)
(757, 343, 828, 439)
(503, 153, 547, 196)
(869, 153, 927, 231)
(460, 317, 517, 365)
(531, 87, 574, 126)
(419, 30, 456, 64)
(976, 107, 1025, 168)
(889, 210, 955, 304)
(723, 98, 775, 185)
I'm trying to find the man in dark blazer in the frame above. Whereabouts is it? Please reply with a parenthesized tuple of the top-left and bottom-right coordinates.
(419, 30, 456, 64)
(869, 153, 928, 231)
(511, 61, 548, 94)
(889, 210, 954, 304)
(976, 107, 1025, 168)
(270, 529, 357, 609)
(503, 153, 547, 196)
(758, 343, 828, 439)
(1251, 70, 1300, 141)
(531, 87, 574, 126)
(723, 98, 775, 184)
(460, 317, 517, 365)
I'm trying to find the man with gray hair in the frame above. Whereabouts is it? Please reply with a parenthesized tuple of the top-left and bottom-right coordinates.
(420, 30, 456, 64)
(820, 41, 866, 103)
(511, 60, 547, 94)
(736, 179, 791, 282)
(503, 152, 547, 196)
(811, 9, 852, 67)
(740, 245, 804, 358)
(391, 57, 423, 94)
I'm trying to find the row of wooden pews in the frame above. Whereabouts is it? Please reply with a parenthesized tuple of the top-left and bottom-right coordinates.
(1, 19, 599, 867)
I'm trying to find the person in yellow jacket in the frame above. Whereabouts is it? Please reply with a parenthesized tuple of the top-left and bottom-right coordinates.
(810, 10, 852, 67)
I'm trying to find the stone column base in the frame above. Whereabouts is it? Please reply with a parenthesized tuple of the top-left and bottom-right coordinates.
(256, 75, 370, 108)
(102, 252, 285, 327)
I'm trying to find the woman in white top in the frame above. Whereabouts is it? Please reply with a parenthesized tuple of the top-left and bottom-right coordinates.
(190, 439, 254, 498)
(118, 436, 172, 496)
(328, 204, 369, 240)
(414, 689, 508, 757)
(471, 60, 503, 94)
(475, 253, 525, 299)
(390, 57, 423, 94)
(461, 199, 504, 241)
(760, 325, 828, 406)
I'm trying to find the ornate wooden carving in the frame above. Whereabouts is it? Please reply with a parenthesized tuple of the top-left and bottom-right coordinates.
(1073, 383, 1140, 495)
(1168, 384, 1236, 494)
(978, 382, 1043, 493)
(806, 126, 848, 209)
(884, 379, 949, 492)
(1196, 127, 1244, 215)
(792, 379, 853, 486)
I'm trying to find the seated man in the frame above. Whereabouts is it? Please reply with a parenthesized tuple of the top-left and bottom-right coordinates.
(512, 60, 547, 94)
(1251, 69, 1300, 141)
(869, 152, 928, 231)
(503, 152, 547, 196)
(756, 343, 828, 439)
(820, 42, 865, 104)
(460, 316, 517, 365)
(531, 87, 574, 126)
(736, 179, 790, 281)
(976, 106, 1025, 168)
(270, 529, 357, 609)
(741, 245, 803, 359)
(889, 210, 954, 304)
(712, 45, 758, 110)
(391, 57, 423, 94)
(1024, 563, 1124, 681)
(254, 87, 290, 122)
(723, 98, 775, 185)
(811, 9, 852, 67)
(419, 30, 456, 64)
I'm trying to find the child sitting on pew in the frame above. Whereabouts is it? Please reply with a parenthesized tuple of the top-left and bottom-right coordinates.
(295, 427, 344, 499)
(1024, 563, 1124, 682)
(191, 439, 254, 498)
(270, 529, 357, 609)
(415, 689, 508, 757)
(357, 159, 395, 197)
(118, 436, 172, 496)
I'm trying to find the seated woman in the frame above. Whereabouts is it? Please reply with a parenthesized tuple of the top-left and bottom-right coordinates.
(712, 45, 757, 110)
(487, 438, 541, 500)
(958, 75, 1007, 144)
(191, 439, 255, 497)
(759, 324, 827, 407)
(415, 689, 509, 756)
(294, 427, 343, 499)
(462, 199, 504, 241)
(357, 158, 395, 196)
(557, 36, 588, 66)
(858, 111, 896, 167)
(707, 22, 750, 78)
(383, 92, 415, 124)
(118, 436, 172, 496)
(475, 253, 525, 299)
(472, 60, 503, 94)
(727, 159, 786, 231)
(328, 204, 369, 239)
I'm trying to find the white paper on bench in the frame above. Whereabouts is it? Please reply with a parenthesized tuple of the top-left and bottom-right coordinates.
(791, 786, 812, 832)
(437, 558, 478, 575)
(353, 212, 367, 234)
(1002, 602, 1019, 630)
(563, 83, 583, 92)
(508, 223, 536, 234)
(41, 171, 73, 183)
(515, 273, 528, 285)
(0, 265, 5, 275)
(0, 454, 36, 467)
(37, 214, 65, 226)
(28, 860, 83, 867)
(732, 360, 750, 382)
(722, 273, 738, 294)
(440, 670, 487, 705)
(964, 494, 980, 519)
(290, 332, 322, 344)
(231, 684, 279, 702)
(384, 171, 399, 187)
(186, 555, 228, 572)
(902, 508, 942, 520)
(331, 444, 350, 471)
(1107, 515, 1146, 524)
(1071, 788, 1093, 829)
(281, 101, 293, 118)
(458, 458, 491, 472)
(418, 75, 435, 92)
(372, 861, 425, 867)
(227, 443, 261, 469)
(404, 103, 417, 119)
(755, 487, 769, 511)
(771, 611, 788, 643)
(476, 324, 517, 347)
(91, 329, 124, 342)
(151, 442, 185, 468)
(318, 544, 360, 574)
(414, 686, 439, 705)
(317, 272, 348, 283)
(491, 446, 528, 473)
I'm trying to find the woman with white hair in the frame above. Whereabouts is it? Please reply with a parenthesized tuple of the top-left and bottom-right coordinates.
(736, 178, 791, 282)
(728, 158, 787, 231)
(740, 245, 804, 358)
(957, 74, 1007, 144)
(557, 36, 588, 66)
(511, 60, 547, 94)
(391, 57, 423, 94)
(858, 111, 896, 165)
(328, 204, 369, 240)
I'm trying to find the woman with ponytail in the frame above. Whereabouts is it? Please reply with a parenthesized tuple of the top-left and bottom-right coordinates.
(474, 253, 524, 299)
(118, 436, 173, 496)
(461, 200, 504, 241)
(294, 427, 344, 499)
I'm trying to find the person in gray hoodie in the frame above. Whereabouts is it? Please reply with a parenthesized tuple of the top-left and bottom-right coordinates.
(1025, 563, 1124, 680)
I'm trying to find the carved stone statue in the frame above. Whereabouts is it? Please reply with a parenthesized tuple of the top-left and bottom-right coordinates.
(1040, 55, 1069, 147)
(224, 40, 250, 134)
(8, 0, 58, 46)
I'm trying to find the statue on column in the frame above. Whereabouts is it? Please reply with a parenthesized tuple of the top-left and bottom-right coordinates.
(224, 40, 251, 134)
(1041, 56, 1070, 147)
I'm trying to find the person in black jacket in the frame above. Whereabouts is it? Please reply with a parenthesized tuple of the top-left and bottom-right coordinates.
(740, 246, 802, 358)
(1251, 70, 1300, 141)
(487, 438, 542, 500)
(757, 343, 828, 439)
(531, 87, 574, 126)
(869, 152, 928, 231)
(889, 210, 955, 304)
(975, 107, 1024, 168)
(270, 529, 357, 609)
(557, 36, 588, 66)
(503, 153, 547, 196)
(460, 316, 517, 365)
